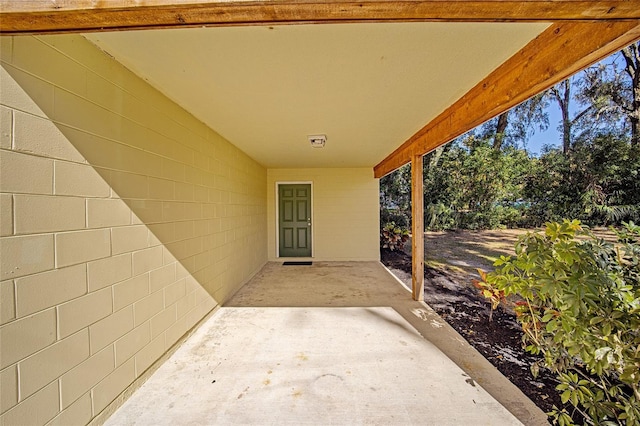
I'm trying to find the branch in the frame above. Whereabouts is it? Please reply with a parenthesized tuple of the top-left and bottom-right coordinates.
(572, 105, 594, 123)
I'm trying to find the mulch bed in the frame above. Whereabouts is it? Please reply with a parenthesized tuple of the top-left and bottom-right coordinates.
(381, 248, 564, 418)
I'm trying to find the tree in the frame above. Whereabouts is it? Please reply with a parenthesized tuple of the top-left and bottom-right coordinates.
(493, 112, 509, 150)
(548, 78, 593, 154)
(578, 41, 640, 146)
(380, 163, 411, 227)
(380, 44, 640, 232)
(476, 95, 548, 152)
(622, 42, 640, 145)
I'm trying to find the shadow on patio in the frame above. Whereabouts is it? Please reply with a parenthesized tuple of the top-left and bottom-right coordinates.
(104, 262, 547, 425)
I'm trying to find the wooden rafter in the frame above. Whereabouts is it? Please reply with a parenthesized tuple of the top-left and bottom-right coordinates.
(2, 1, 640, 34)
(374, 20, 640, 178)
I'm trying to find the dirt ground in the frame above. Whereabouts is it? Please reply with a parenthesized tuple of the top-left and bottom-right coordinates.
(382, 228, 579, 420)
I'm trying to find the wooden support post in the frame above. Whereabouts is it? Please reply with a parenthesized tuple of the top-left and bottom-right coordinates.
(411, 154, 424, 302)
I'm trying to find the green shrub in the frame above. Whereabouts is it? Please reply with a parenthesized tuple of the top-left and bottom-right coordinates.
(477, 220, 640, 425)
(380, 222, 410, 252)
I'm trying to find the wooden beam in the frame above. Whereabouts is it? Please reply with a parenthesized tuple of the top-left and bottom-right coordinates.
(2, 1, 640, 34)
(411, 154, 424, 302)
(374, 20, 640, 178)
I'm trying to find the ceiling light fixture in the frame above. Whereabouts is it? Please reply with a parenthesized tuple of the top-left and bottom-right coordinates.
(308, 134, 327, 148)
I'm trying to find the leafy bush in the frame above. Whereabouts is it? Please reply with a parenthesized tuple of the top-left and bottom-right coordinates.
(381, 208, 409, 229)
(476, 220, 640, 425)
(380, 222, 410, 252)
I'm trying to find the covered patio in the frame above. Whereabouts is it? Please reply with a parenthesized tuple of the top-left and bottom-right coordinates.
(101, 262, 546, 425)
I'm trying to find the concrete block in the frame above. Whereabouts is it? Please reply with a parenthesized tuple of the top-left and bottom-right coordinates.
(47, 391, 92, 426)
(0, 381, 59, 426)
(0, 194, 12, 237)
(0, 280, 15, 325)
(54, 161, 110, 198)
(184, 166, 201, 186)
(175, 182, 194, 202)
(164, 279, 186, 308)
(161, 158, 184, 182)
(0, 234, 54, 280)
(165, 240, 187, 261)
(0, 106, 11, 149)
(134, 334, 164, 377)
(174, 221, 194, 240)
(161, 201, 187, 223)
(87, 198, 131, 228)
(87, 253, 131, 292)
(194, 185, 208, 202)
(132, 246, 163, 277)
(115, 323, 150, 367)
(131, 211, 143, 225)
(0, 150, 53, 195)
(89, 306, 134, 354)
(149, 263, 176, 293)
(176, 286, 196, 319)
(126, 200, 163, 224)
(13, 36, 87, 96)
(60, 346, 114, 409)
(55, 228, 110, 268)
(85, 70, 129, 114)
(0, 308, 56, 369)
(147, 223, 175, 247)
(14, 194, 85, 235)
(15, 264, 87, 318)
(148, 176, 175, 200)
(0, 365, 17, 414)
(0, 64, 53, 119)
(53, 87, 123, 142)
(13, 111, 85, 162)
(57, 288, 112, 339)
(107, 170, 148, 200)
(147, 230, 161, 248)
(133, 291, 163, 327)
(183, 203, 202, 221)
(0, 36, 11, 62)
(111, 225, 148, 255)
(163, 246, 178, 267)
(165, 315, 189, 348)
(18, 329, 90, 400)
(150, 304, 176, 339)
(113, 274, 149, 311)
(91, 358, 135, 415)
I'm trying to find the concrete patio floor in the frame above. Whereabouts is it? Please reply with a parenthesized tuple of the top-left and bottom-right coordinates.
(103, 262, 548, 425)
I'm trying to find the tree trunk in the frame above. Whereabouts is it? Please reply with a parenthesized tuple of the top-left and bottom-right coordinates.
(560, 80, 572, 154)
(621, 42, 640, 146)
(493, 112, 509, 150)
(550, 80, 574, 154)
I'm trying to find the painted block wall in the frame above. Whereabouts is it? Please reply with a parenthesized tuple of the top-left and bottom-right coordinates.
(267, 168, 379, 261)
(0, 35, 267, 425)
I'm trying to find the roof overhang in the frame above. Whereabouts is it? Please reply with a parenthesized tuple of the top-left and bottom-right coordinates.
(1, 1, 639, 177)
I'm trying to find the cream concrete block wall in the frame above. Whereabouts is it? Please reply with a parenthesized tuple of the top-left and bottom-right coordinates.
(0, 35, 267, 425)
(266, 168, 379, 261)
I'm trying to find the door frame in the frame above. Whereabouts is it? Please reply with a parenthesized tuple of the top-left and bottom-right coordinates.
(275, 181, 314, 258)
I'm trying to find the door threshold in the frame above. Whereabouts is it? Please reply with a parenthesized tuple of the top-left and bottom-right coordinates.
(282, 261, 313, 266)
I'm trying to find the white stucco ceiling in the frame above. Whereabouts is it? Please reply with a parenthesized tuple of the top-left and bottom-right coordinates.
(85, 22, 549, 169)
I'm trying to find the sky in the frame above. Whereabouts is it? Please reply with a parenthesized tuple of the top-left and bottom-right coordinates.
(526, 107, 563, 155)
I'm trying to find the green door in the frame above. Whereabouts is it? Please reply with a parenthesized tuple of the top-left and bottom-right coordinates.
(278, 184, 312, 257)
